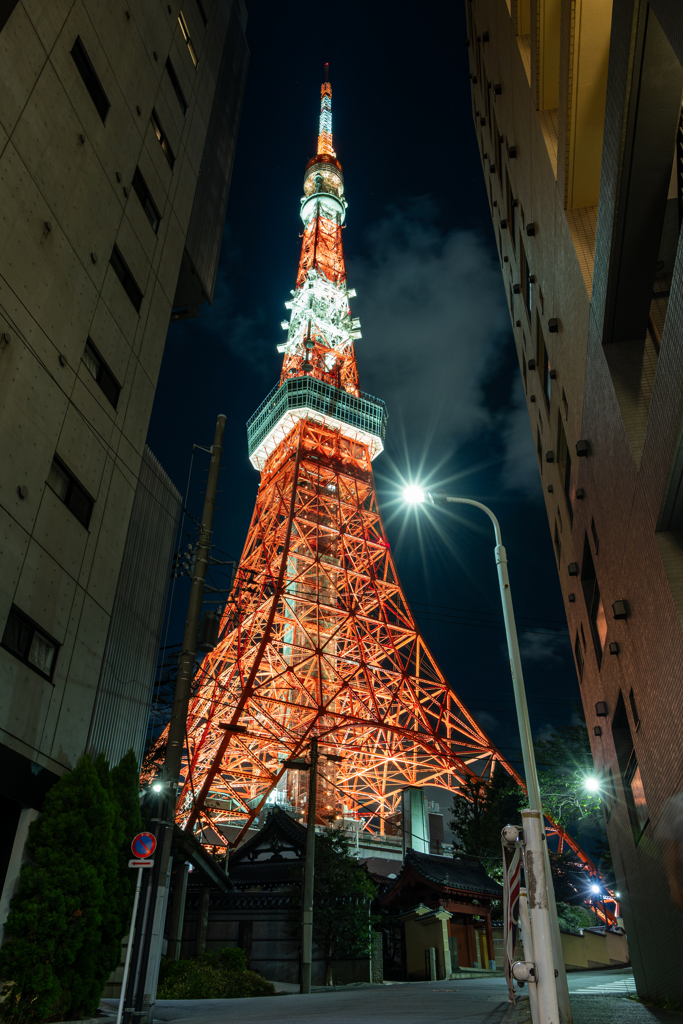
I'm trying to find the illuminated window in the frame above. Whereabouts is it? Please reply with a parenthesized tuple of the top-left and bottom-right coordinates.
(151, 108, 175, 169)
(1, 606, 59, 681)
(612, 692, 649, 839)
(178, 11, 198, 67)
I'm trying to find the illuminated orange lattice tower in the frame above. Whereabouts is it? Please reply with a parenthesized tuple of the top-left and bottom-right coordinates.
(170, 74, 590, 867)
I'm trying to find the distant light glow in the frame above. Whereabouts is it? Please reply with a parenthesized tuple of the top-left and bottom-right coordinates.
(584, 776, 600, 793)
(590, 884, 601, 894)
(404, 485, 425, 504)
(152, 782, 163, 792)
(614, 892, 621, 898)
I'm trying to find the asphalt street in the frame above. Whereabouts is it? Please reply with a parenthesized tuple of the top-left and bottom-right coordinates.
(108, 968, 683, 1024)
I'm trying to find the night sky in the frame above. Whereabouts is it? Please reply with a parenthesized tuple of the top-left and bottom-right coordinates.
(146, 0, 582, 787)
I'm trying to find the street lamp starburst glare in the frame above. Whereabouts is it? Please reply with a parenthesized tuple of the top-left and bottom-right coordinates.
(584, 776, 600, 793)
(403, 484, 425, 504)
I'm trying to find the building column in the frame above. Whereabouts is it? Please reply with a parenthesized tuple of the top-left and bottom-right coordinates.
(194, 886, 211, 956)
(0, 808, 39, 946)
(484, 913, 495, 966)
(166, 863, 189, 961)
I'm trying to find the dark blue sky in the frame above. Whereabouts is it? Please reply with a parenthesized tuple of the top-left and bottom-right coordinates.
(147, 0, 582, 779)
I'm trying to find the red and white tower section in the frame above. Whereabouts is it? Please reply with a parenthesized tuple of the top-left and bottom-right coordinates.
(165, 78, 591, 867)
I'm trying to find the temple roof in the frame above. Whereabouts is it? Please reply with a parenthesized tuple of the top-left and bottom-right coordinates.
(228, 807, 306, 890)
(382, 849, 503, 903)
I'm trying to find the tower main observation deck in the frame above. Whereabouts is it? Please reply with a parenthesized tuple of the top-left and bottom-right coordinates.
(168, 75, 589, 866)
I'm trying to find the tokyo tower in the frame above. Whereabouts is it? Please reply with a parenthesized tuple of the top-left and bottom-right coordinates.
(171, 72, 577, 856)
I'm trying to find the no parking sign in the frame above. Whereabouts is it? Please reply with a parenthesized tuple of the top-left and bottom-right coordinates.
(131, 832, 157, 859)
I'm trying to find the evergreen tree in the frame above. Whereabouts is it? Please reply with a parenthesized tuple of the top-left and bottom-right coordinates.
(0, 754, 114, 1022)
(287, 828, 377, 986)
(0, 750, 142, 1023)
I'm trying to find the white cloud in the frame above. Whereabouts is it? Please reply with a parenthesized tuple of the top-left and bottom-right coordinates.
(499, 376, 541, 496)
(518, 631, 571, 666)
(350, 199, 510, 454)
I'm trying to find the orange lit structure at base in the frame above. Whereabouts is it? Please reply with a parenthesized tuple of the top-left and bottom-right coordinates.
(156, 75, 604, 904)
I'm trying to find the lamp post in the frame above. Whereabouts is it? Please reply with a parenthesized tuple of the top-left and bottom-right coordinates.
(404, 488, 570, 1024)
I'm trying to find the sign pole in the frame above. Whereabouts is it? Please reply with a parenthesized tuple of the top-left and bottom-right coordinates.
(117, 870, 144, 1024)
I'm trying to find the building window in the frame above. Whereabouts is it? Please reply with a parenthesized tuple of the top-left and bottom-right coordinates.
(178, 11, 198, 67)
(612, 692, 649, 838)
(151, 108, 175, 169)
(506, 177, 516, 252)
(110, 245, 143, 312)
(165, 58, 188, 114)
(574, 631, 584, 681)
(70, 37, 110, 122)
(591, 516, 599, 555)
(580, 622, 586, 651)
(629, 687, 640, 731)
(1, 606, 59, 681)
(83, 339, 121, 409)
(554, 520, 561, 562)
(537, 313, 550, 407)
(557, 411, 574, 525)
(536, 426, 542, 466)
(47, 456, 94, 528)
(195, 0, 208, 26)
(132, 167, 161, 233)
(521, 242, 532, 319)
(581, 534, 607, 666)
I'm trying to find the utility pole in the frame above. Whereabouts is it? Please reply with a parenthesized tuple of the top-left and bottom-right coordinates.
(301, 737, 318, 994)
(122, 414, 226, 1024)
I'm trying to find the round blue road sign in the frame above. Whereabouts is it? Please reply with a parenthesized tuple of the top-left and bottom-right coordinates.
(131, 832, 157, 858)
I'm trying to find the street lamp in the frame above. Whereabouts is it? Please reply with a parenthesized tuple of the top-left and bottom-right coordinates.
(584, 776, 600, 793)
(407, 488, 568, 1024)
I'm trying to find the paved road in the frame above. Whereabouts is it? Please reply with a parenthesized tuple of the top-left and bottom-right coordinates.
(148, 977, 514, 1024)
(103, 969, 681, 1024)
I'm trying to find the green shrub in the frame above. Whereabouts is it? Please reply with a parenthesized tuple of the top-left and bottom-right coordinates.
(0, 751, 141, 1023)
(157, 950, 274, 1000)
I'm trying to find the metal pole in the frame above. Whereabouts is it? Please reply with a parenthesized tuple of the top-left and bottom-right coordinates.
(523, 810, 558, 1024)
(132, 415, 226, 1020)
(519, 888, 540, 1024)
(429, 494, 568, 1024)
(301, 737, 318, 994)
(117, 870, 144, 1024)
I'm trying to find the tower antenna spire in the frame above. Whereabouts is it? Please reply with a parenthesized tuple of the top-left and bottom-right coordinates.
(324, 61, 329, 82)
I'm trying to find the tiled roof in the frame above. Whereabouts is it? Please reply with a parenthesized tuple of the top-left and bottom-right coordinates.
(229, 806, 307, 865)
(386, 849, 503, 899)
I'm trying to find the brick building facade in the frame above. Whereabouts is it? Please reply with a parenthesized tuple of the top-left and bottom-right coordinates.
(465, 0, 683, 1002)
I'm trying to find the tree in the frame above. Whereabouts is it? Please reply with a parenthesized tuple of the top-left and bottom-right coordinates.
(0, 750, 141, 1023)
(449, 768, 523, 875)
(288, 828, 378, 986)
(533, 719, 603, 836)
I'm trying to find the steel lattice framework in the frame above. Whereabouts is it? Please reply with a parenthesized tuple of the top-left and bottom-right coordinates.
(162, 74, 597, 876)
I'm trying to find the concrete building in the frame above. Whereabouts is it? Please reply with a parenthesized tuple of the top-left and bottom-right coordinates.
(465, 0, 683, 1002)
(0, 0, 248, 914)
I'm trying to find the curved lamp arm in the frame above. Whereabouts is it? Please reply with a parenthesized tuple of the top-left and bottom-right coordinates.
(426, 490, 540, 810)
